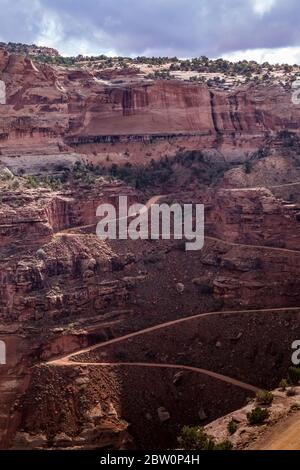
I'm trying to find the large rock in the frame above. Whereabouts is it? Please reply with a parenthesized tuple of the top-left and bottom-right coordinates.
(157, 407, 171, 423)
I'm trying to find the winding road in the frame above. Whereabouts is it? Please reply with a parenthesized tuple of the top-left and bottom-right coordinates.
(48, 307, 300, 364)
(222, 181, 300, 191)
(49, 360, 259, 393)
(54, 188, 300, 255)
(48, 183, 300, 445)
(47, 306, 300, 393)
(206, 236, 300, 254)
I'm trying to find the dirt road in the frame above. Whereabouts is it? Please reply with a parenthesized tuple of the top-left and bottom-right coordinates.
(49, 360, 259, 392)
(47, 306, 300, 393)
(252, 412, 300, 450)
(47, 306, 300, 365)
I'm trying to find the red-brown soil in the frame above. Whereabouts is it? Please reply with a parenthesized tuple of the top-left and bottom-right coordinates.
(16, 363, 252, 450)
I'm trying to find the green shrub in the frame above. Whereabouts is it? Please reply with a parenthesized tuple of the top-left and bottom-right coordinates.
(11, 180, 20, 189)
(41, 175, 62, 191)
(25, 175, 39, 189)
(244, 161, 252, 174)
(279, 379, 288, 391)
(288, 367, 300, 385)
(177, 426, 215, 450)
(214, 440, 233, 451)
(36, 248, 47, 260)
(247, 407, 270, 425)
(177, 426, 232, 451)
(256, 390, 273, 406)
(227, 419, 238, 435)
(278, 130, 296, 147)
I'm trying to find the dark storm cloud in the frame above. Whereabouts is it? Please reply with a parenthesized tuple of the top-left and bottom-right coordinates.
(0, 0, 300, 57)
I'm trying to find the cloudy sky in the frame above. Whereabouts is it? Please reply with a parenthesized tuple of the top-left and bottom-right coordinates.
(0, 0, 299, 63)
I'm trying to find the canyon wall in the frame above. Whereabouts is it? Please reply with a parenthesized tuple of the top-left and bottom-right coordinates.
(1, 49, 300, 162)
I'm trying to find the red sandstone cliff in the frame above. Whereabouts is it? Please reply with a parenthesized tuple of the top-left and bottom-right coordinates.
(0, 49, 299, 159)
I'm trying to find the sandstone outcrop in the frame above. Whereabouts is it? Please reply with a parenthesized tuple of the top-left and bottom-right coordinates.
(1, 49, 300, 164)
(206, 188, 300, 249)
(204, 386, 300, 450)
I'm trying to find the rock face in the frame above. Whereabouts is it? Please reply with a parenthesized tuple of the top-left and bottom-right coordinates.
(14, 364, 250, 450)
(0, 181, 138, 323)
(206, 187, 300, 249)
(0, 179, 141, 448)
(13, 366, 132, 450)
(0, 49, 300, 161)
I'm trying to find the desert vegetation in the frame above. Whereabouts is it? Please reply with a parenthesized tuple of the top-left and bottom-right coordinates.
(247, 407, 270, 425)
(27, 49, 300, 77)
(178, 426, 232, 451)
(21, 150, 228, 192)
